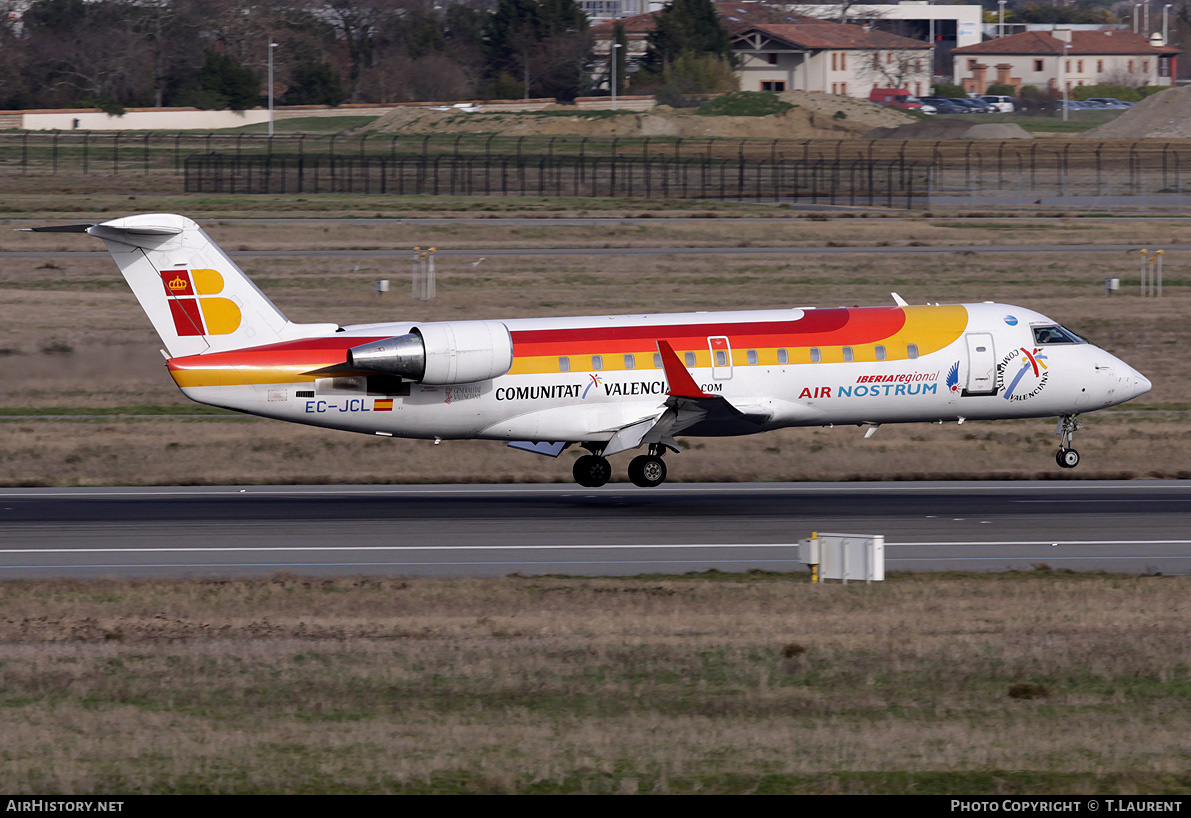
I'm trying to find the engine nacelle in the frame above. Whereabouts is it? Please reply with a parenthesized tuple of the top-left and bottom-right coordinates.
(347, 320, 513, 385)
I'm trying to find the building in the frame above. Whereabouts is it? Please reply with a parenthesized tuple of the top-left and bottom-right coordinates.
(590, 2, 932, 98)
(587, 2, 980, 79)
(733, 23, 932, 97)
(951, 29, 1179, 95)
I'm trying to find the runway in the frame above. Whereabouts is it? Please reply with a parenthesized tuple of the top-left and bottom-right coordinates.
(2, 481, 1189, 579)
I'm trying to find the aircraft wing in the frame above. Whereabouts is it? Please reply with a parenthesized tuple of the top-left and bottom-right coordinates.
(603, 341, 771, 455)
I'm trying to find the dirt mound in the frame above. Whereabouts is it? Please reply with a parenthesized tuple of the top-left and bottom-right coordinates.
(865, 119, 1034, 140)
(1081, 87, 1188, 138)
(368, 93, 913, 140)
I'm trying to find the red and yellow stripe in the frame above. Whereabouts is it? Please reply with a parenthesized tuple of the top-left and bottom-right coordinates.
(508, 306, 967, 375)
(166, 306, 969, 388)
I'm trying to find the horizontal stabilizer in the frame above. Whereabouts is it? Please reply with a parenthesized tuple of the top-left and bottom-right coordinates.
(20, 224, 94, 233)
(32, 213, 338, 358)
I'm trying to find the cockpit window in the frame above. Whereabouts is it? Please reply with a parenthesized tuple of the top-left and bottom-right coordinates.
(1032, 325, 1083, 345)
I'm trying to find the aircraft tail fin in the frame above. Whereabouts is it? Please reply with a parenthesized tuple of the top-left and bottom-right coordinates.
(33, 214, 336, 357)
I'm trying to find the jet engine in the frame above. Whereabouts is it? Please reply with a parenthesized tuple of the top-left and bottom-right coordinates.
(347, 321, 513, 384)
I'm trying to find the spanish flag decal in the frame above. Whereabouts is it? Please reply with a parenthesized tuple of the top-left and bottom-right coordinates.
(374, 399, 394, 411)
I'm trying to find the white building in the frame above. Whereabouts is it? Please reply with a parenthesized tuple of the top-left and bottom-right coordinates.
(951, 29, 1179, 95)
(733, 22, 932, 97)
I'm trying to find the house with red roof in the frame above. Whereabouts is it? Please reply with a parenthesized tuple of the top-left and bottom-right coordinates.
(950, 29, 1179, 95)
(591, 2, 932, 99)
(732, 23, 932, 97)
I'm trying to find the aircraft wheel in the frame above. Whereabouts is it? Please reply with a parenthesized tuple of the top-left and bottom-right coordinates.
(1056, 448, 1080, 469)
(573, 454, 611, 487)
(628, 454, 667, 488)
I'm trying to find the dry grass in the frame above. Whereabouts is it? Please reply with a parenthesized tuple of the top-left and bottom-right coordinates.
(0, 573, 1188, 794)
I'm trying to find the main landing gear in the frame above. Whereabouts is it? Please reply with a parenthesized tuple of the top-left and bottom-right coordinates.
(1055, 414, 1082, 469)
(572, 445, 669, 488)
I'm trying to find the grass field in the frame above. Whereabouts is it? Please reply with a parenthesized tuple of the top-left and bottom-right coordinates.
(0, 571, 1188, 794)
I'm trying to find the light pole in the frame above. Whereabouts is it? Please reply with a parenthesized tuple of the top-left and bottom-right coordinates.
(1060, 42, 1071, 123)
(1145, 1, 1151, 36)
(611, 42, 623, 110)
(998, 0, 1006, 38)
(1164, 3, 1173, 44)
(1134, 3, 1142, 33)
(267, 41, 279, 137)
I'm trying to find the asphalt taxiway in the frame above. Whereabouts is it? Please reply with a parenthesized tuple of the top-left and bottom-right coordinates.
(1, 481, 1188, 579)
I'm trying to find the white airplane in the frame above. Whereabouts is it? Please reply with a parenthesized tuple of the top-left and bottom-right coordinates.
(29, 214, 1152, 487)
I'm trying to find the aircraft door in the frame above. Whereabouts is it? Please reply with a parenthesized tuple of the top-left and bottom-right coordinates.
(965, 332, 997, 395)
(708, 336, 732, 380)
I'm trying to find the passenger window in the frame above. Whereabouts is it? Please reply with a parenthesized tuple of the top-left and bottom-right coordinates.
(777, 349, 788, 365)
(592, 355, 603, 371)
(907, 344, 919, 359)
(624, 354, 635, 370)
(843, 347, 854, 362)
(875, 345, 886, 361)
(685, 352, 696, 367)
(653, 353, 662, 368)
(747, 350, 758, 365)
(811, 348, 821, 363)
(559, 356, 570, 373)
(715, 350, 727, 367)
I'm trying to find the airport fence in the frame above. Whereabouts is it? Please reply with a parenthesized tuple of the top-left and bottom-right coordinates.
(181, 152, 933, 207)
(2, 131, 1191, 206)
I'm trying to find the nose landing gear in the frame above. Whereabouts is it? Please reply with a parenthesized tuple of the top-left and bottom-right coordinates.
(1055, 414, 1082, 469)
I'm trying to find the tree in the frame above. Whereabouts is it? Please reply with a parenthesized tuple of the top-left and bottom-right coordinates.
(182, 51, 259, 110)
(654, 52, 738, 106)
(856, 48, 930, 92)
(285, 61, 347, 105)
(483, 0, 591, 101)
(641, 0, 734, 74)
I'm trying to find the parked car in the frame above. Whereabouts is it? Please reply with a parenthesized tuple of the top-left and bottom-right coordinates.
(868, 87, 930, 112)
(919, 96, 970, 114)
(980, 95, 1017, 113)
(1085, 97, 1133, 108)
(950, 97, 994, 113)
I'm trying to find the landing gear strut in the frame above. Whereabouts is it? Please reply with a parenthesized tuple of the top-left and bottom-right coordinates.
(1055, 414, 1082, 469)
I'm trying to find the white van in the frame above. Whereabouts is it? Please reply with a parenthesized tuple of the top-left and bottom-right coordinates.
(980, 95, 1016, 113)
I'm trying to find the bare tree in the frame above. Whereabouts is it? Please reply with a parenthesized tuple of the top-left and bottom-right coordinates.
(854, 47, 931, 91)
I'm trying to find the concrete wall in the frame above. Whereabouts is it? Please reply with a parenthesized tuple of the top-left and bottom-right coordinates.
(9, 100, 561, 131)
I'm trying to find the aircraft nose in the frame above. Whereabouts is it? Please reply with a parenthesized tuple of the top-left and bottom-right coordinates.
(1133, 372, 1152, 398)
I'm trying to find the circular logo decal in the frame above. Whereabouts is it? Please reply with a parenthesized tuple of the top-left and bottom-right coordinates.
(997, 347, 1049, 402)
(1003, 315, 1018, 326)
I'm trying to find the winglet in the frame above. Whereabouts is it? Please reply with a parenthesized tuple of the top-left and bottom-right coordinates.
(657, 340, 711, 398)
(891, 292, 908, 307)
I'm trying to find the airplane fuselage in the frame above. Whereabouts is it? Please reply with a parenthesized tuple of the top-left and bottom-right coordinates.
(168, 302, 1149, 443)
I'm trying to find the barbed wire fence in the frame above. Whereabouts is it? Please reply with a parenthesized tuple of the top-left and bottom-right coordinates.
(2, 132, 1189, 207)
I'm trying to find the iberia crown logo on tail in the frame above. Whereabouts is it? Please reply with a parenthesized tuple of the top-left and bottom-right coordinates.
(159, 269, 241, 336)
